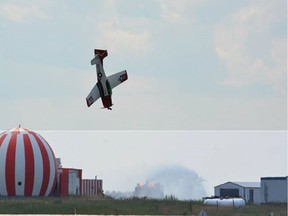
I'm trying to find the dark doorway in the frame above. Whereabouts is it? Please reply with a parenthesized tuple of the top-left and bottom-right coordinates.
(220, 188, 239, 197)
(249, 189, 254, 202)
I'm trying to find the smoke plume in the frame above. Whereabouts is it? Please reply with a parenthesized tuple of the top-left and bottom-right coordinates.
(147, 165, 206, 200)
(106, 165, 206, 200)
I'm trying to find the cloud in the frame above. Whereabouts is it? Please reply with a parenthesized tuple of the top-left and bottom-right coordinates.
(97, 21, 151, 55)
(1, 62, 89, 100)
(158, 0, 200, 23)
(84, 0, 152, 56)
(214, 0, 286, 93)
(0, 3, 50, 22)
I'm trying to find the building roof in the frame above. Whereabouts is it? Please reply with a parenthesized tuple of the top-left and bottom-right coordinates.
(233, 182, 260, 188)
(261, 176, 288, 180)
(215, 181, 260, 188)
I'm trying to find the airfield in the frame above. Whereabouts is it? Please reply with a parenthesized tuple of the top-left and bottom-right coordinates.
(0, 196, 286, 215)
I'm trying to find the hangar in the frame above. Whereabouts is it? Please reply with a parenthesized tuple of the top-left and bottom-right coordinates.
(214, 182, 261, 204)
(215, 177, 288, 204)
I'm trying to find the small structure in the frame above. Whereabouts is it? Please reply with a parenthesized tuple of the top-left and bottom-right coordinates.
(214, 181, 260, 204)
(198, 209, 208, 216)
(56, 159, 103, 197)
(57, 168, 82, 196)
(134, 182, 164, 199)
(82, 177, 104, 196)
(261, 176, 287, 203)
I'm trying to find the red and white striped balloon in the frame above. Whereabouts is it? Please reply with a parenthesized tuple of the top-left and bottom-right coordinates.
(0, 128, 57, 196)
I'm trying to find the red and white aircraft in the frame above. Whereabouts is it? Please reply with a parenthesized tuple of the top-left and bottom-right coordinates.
(86, 49, 128, 110)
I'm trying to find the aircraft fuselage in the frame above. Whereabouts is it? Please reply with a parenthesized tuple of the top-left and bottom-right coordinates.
(96, 61, 113, 109)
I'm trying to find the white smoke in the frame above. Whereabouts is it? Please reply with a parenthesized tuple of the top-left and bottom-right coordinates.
(147, 165, 206, 200)
(106, 165, 207, 200)
(105, 190, 133, 199)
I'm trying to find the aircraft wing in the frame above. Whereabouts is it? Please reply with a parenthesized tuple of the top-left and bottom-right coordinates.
(86, 83, 101, 107)
(108, 70, 128, 89)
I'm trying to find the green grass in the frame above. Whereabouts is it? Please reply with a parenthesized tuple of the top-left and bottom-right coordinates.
(0, 196, 286, 215)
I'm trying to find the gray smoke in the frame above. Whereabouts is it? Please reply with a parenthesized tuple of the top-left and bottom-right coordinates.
(105, 190, 133, 199)
(147, 165, 206, 200)
(106, 165, 206, 200)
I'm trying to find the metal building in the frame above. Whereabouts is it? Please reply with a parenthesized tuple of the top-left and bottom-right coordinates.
(214, 182, 261, 204)
(82, 177, 104, 196)
(57, 168, 82, 196)
(55, 158, 104, 197)
(261, 176, 288, 203)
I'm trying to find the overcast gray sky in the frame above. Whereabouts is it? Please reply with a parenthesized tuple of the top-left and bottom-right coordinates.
(0, 0, 287, 199)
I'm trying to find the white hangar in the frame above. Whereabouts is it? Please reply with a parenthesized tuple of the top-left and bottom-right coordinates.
(215, 177, 288, 204)
(214, 182, 261, 204)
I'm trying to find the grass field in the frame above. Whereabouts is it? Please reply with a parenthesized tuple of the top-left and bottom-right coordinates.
(0, 196, 286, 215)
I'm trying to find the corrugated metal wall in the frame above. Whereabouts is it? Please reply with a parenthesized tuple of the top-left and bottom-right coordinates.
(82, 178, 103, 196)
(261, 177, 288, 203)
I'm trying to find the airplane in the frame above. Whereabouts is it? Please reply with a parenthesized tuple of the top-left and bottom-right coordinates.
(86, 49, 128, 110)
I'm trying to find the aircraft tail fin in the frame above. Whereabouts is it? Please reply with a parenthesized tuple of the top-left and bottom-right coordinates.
(94, 49, 108, 64)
